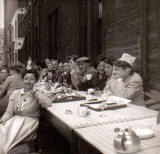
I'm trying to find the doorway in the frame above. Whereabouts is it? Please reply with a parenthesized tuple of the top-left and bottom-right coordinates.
(48, 9, 58, 59)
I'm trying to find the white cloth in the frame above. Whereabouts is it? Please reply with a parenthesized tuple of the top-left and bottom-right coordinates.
(0, 115, 39, 154)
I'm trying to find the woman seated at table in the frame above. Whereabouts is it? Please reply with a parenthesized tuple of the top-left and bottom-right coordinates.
(104, 53, 144, 106)
(0, 67, 9, 90)
(0, 63, 24, 116)
(61, 61, 72, 87)
(95, 59, 108, 91)
(0, 69, 51, 153)
(96, 57, 115, 91)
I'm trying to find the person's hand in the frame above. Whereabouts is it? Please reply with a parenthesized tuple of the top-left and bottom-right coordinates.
(0, 119, 6, 125)
(82, 74, 92, 83)
(82, 75, 88, 83)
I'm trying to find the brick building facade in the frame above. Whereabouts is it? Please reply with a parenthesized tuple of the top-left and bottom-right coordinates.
(4, 0, 160, 90)
(102, 0, 160, 90)
(17, 0, 101, 66)
(0, 28, 4, 63)
(4, 0, 18, 64)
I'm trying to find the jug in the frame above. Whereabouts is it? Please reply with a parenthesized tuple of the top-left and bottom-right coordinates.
(114, 127, 141, 153)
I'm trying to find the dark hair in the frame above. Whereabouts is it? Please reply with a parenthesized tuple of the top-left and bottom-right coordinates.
(113, 60, 134, 74)
(104, 57, 115, 66)
(22, 69, 40, 81)
(0, 67, 9, 74)
(69, 55, 79, 61)
(9, 65, 24, 74)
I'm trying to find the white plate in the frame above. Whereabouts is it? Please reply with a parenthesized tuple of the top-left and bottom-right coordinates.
(133, 128, 155, 139)
(104, 96, 131, 105)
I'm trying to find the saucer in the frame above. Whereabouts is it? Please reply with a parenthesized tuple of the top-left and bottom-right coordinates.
(133, 128, 155, 139)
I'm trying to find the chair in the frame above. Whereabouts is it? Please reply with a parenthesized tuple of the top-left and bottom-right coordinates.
(144, 90, 160, 111)
(8, 140, 39, 154)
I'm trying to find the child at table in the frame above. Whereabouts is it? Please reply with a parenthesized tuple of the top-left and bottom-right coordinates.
(0, 69, 52, 153)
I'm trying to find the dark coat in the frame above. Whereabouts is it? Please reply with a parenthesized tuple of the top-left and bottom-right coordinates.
(94, 73, 109, 91)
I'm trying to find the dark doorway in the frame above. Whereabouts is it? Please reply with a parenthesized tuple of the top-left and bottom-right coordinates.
(48, 9, 58, 59)
(97, 0, 103, 57)
(78, 0, 88, 57)
(34, 26, 39, 63)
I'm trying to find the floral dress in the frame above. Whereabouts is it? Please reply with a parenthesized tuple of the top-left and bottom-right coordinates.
(0, 88, 51, 154)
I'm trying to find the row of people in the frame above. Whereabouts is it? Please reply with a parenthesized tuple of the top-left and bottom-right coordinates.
(0, 53, 156, 153)
(41, 53, 144, 106)
(41, 56, 114, 90)
(0, 53, 144, 116)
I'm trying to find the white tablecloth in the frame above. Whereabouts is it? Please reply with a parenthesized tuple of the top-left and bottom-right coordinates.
(75, 117, 160, 154)
(47, 101, 158, 129)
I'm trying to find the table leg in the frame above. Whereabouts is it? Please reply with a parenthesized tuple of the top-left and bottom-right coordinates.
(71, 131, 79, 154)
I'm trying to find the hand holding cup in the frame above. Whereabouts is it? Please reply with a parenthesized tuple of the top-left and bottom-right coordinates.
(86, 73, 93, 80)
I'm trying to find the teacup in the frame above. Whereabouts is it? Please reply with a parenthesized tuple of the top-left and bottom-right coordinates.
(77, 106, 89, 117)
(86, 74, 92, 80)
(88, 88, 95, 94)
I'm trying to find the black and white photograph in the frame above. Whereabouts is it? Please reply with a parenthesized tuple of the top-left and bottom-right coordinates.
(0, 0, 160, 153)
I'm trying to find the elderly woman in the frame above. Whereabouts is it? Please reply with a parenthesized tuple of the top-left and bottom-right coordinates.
(104, 54, 144, 106)
(0, 67, 9, 90)
(0, 69, 51, 153)
(0, 64, 24, 116)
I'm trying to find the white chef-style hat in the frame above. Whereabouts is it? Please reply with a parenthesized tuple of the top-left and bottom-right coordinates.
(119, 53, 136, 67)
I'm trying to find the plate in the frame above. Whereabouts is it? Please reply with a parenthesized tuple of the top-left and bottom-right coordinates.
(106, 96, 131, 104)
(133, 128, 155, 139)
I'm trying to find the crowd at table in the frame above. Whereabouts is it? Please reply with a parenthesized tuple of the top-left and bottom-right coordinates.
(0, 53, 159, 153)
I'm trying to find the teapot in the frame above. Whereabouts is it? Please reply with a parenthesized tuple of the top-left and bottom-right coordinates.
(114, 127, 141, 153)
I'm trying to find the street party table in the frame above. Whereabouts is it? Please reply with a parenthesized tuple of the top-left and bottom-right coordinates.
(42, 99, 158, 154)
(45, 101, 157, 129)
(75, 117, 160, 154)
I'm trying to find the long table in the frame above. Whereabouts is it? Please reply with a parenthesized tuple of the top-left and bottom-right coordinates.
(42, 100, 158, 154)
(75, 117, 160, 154)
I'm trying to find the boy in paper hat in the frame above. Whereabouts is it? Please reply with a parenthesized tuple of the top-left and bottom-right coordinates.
(104, 53, 144, 106)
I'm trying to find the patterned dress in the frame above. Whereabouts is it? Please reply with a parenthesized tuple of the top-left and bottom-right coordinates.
(0, 88, 51, 154)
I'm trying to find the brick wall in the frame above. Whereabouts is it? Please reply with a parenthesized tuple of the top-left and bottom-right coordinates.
(59, 0, 77, 59)
(39, 0, 77, 62)
(102, 0, 160, 90)
(103, 0, 141, 59)
(17, 0, 99, 65)
(147, 0, 160, 90)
